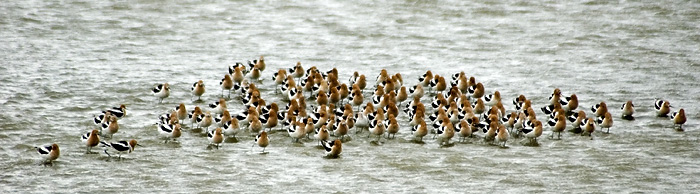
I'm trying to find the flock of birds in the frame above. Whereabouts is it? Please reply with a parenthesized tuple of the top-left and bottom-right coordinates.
(33, 56, 689, 165)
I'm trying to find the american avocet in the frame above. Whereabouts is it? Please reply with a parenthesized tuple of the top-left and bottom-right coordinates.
(220, 74, 234, 98)
(436, 118, 455, 146)
(101, 115, 119, 139)
(229, 62, 247, 75)
(620, 100, 635, 120)
(418, 70, 433, 88)
(176, 103, 188, 124)
(329, 87, 341, 106)
(104, 104, 127, 119)
(456, 119, 472, 142)
(261, 109, 278, 131)
(100, 139, 138, 160)
(412, 120, 428, 142)
(208, 98, 227, 115)
(223, 119, 240, 138)
(581, 118, 596, 140)
(409, 84, 425, 100)
(188, 106, 203, 129)
(254, 131, 270, 153)
(152, 83, 170, 103)
(304, 117, 316, 138)
(35, 143, 60, 164)
(334, 119, 349, 141)
(548, 88, 562, 105)
(472, 98, 486, 116)
(81, 129, 100, 154)
(468, 82, 485, 99)
(484, 119, 498, 142)
(596, 111, 613, 133)
(215, 110, 232, 127)
(484, 91, 501, 106)
(248, 115, 263, 133)
(287, 117, 305, 142)
(496, 123, 508, 147)
(231, 65, 245, 84)
(385, 114, 400, 139)
(548, 113, 566, 139)
(191, 80, 205, 101)
(567, 110, 586, 133)
(273, 69, 287, 93)
(434, 76, 447, 94)
(314, 125, 330, 145)
(254, 56, 266, 71)
(671, 108, 687, 130)
(197, 111, 214, 131)
(321, 139, 342, 158)
(368, 117, 386, 142)
(562, 94, 579, 112)
(207, 128, 224, 149)
(93, 111, 111, 126)
(289, 62, 305, 83)
(158, 122, 182, 143)
(246, 67, 262, 82)
(591, 101, 608, 117)
(522, 120, 543, 145)
(655, 99, 671, 117)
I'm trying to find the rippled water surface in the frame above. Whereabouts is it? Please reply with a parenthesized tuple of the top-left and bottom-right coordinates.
(2, 0, 700, 193)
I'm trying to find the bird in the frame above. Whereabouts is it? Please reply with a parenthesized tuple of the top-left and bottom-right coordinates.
(314, 125, 331, 145)
(496, 123, 508, 147)
(175, 104, 188, 124)
(548, 113, 566, 139)
(522, 120, 543, 144)
(35, 143, 60, 164)
(188, 106, 203, 129)
(287, 118, 306, 143)
(562, 94, 579, 112)
(334, 119, 350, 141)
(591, 101, 608, 117)
(191, 80, 205, 101)
(100, 115, 119, 139)
(208, 98, 227, 115)
(436, 119, 455, 146)
(254, 131, 270, 153)
(103, 104, 127, 119)
(158, 122, 182, 143)
(261, 109, 279, 131)
(581, 118, 596, 140)
(81, 129, 100, 154)
(368, 118, 386, 142)
(654, 99, 671, 117)
(100, 139, 138, 160)
(151, 83, 170, 103)
(567, 110, 586, 134)
(596, 111, 613, 133)
(223, 119, 240, 138)
(207, 128, 224, 149)
(197, 111, 214, 131)
(484, 90, 501, 106)
(455, 119, 472, 142)
(412, 120, 428, 142)
(385, 114, 400, 139)
(620, 100, 635, 120)
(220, 74, 234, 98)
(93, 111, 111, 126)
(321, 139, 342, 158)
(670, 108, 687, 130)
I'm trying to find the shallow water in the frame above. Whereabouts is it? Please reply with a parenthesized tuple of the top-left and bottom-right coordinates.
(1, 0, 699, 193)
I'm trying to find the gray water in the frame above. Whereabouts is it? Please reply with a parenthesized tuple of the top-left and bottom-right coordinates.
(2, 0, 699, 193)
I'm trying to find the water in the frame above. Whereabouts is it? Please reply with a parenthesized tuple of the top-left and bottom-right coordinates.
(2, 0, 699, 192)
